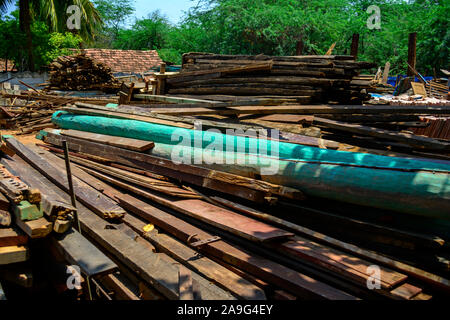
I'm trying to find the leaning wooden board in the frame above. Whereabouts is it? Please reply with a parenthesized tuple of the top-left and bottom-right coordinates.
(61, 129, 155, 152)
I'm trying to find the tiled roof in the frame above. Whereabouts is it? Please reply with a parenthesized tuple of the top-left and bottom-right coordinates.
(77, 49, 163, 73)
(0, 59, 17, 72)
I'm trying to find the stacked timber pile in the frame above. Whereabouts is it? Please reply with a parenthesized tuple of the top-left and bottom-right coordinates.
(0, 83, 118, 134)
(14, 125, 446, 301)
(154, 53, 377, 104)
(48, 54, 120, 91)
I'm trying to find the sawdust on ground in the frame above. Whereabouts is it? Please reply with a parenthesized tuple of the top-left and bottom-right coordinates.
(1, 129, 42, 145)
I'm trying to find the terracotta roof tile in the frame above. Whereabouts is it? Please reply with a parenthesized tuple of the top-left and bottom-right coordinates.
(77, 49, 163, 73)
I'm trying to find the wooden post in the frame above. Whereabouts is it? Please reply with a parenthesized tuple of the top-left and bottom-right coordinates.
(296, 36, 304, 55)
(350, 34, 359, 59)
(382, 62, 391, 85)
(160, 63, 166, 74)
(407, 32, 417, 77)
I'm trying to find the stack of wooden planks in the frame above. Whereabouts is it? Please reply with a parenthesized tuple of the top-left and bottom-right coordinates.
(47, 54, 120, 92)
(3, 129, 443, 301)
(152, 53, 377, 104)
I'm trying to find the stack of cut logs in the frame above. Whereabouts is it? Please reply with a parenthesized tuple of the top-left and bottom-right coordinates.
(157, 53, 377, 104)
(48, 54, 120, 91)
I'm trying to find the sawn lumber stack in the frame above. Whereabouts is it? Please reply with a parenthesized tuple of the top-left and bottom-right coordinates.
(154, 53, 377, 104)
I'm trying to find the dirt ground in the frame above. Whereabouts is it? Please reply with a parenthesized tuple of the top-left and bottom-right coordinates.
(1, 129, 42, 145)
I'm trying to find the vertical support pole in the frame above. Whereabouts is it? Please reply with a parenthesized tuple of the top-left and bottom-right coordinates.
(296, 36, 304, 55)
(407, 32, 417, 77)
(62, 140, 80, 233)
(160, 63, 166, 74)
(350, 34, 359, 59)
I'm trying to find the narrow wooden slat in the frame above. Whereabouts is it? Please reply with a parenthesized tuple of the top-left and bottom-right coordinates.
(0, 246, 28, 265)
(61, 129, 155, 152)
(313, 117, 450, 151)
(0, 227, 28, 247)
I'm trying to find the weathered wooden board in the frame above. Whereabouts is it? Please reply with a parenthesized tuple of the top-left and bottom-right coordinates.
(0, 246, 28, 265)
(123, 214, 266, 300)
(0, 227, 28, 247)
(14, 216, 52, 239)
(117, 193, 357, 300)
(312, 117, 450, 151)
(61, 129, 155, 152)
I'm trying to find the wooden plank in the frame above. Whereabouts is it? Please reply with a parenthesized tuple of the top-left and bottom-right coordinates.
(278, 238, 407, 290)
(64, 105, 193, 129)
(211, 196, 450, 293)
(0, 246, 28, 265)
(0, 210, 11, 227)
(168, 199, 293, 242)
(4, 137, 126, 220)
(141, 105, 450, 116)
(133, 94, 220, 105)
(51, 228, 118, 277)
(123, 214, 266, 300)
(312, 117, 450, 151)
(0, 228, 28, 247)
(117, 193, 357, 300)
(14, 217, 52, 239)
(100, 273, 140, 300)
(61, 129, 155, 152)
(0, 191, 9, 211)
(390, 283, 422, 300)
(165, 61, 273, 80)
(52, 153, 200, 199)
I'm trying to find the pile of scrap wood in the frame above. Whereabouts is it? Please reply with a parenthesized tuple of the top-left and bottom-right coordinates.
(152, 53, 377, 104)
(47, 54, 120, 91)
(0, 159, 52, 300)
(18, 126, 447, 301)
(0, 83, 118, 134)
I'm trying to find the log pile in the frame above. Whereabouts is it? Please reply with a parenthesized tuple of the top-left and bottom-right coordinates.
(155, 53, 377, 104)
(48, 54, 120, 91)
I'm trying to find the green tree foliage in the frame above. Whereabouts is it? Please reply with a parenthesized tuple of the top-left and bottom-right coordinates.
(0, 0, 101, 70)
(1, 0, 448, 73)
(92, 0, 134, 46)
(0, 9, 82, 71)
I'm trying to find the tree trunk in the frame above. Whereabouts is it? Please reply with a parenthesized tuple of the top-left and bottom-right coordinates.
(19, 0, 34, 72)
